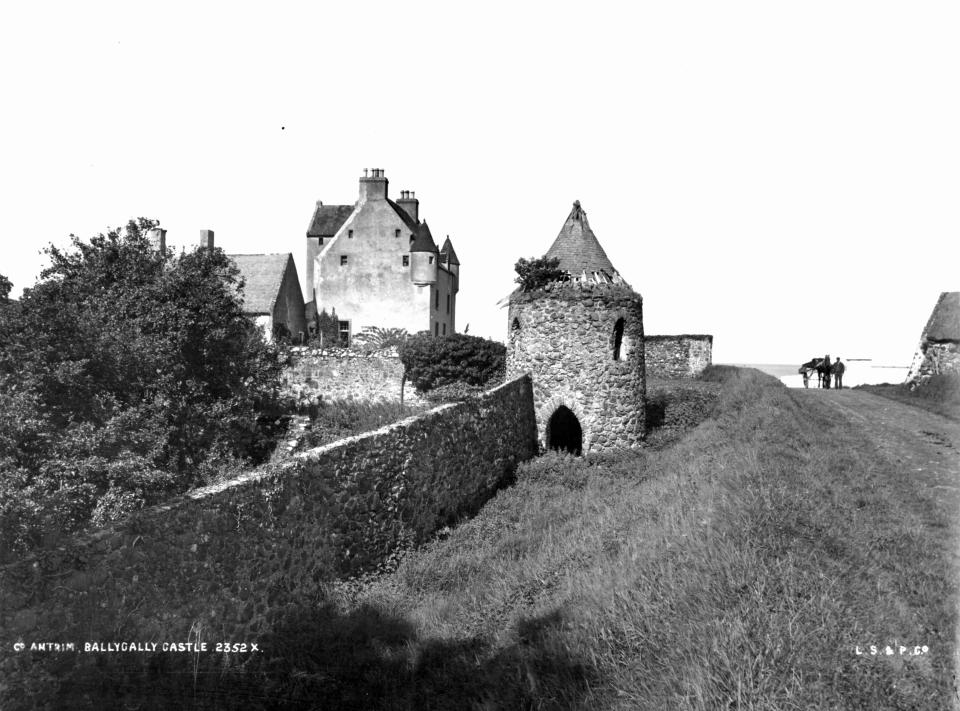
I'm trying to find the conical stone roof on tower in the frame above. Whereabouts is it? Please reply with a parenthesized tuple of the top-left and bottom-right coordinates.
(544, 201, 626, 285)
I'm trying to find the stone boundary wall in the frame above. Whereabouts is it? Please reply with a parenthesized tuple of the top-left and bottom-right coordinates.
(645, 335, 713, 379)
(281, 345, 427, 407)
(0, 377, 536, 697)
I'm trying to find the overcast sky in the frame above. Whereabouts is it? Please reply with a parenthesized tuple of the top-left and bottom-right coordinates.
(2, 1, 957, 365)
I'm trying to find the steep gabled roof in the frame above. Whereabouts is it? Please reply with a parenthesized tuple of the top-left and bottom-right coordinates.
(410, 221, 439, 253)
(387, 199, 420, 233)
(925, 291, 960, 342)
(440, 236, 460, 265)
(228, 253, 297, 315)
(307, 204, 354, 237)
(544, 201, 620, 281)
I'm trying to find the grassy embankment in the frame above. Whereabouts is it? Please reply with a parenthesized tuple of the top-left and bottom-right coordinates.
(35, 367, 955, 709)
(857, 373, 960, 422)
(295, 366, 951, 708)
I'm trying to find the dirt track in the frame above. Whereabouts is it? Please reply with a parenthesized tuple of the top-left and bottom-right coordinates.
(794, 388, 960, 706)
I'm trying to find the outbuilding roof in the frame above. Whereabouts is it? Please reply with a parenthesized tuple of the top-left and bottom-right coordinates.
(544, 201, 620, 281)
(925, 291, 960, 342)
(228, 253, 296, 315)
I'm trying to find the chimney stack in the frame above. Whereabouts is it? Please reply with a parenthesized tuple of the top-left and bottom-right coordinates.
(147, 227, 167, 254)
(397, 189, 419, 223)
(200, 229, 215, 249)
(359, 167, 388, 202)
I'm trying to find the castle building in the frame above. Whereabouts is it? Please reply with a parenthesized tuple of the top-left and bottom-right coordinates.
(304, 169, 459, 345)
(506, 201, 646, 454)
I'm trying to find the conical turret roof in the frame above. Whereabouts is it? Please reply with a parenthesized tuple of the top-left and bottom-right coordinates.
(410, 221, 438, 253)
(544, 201, 621, 283)
(440, 235, 460, 265)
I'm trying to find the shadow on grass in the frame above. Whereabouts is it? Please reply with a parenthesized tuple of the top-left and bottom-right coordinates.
(45, 604, 596, 711)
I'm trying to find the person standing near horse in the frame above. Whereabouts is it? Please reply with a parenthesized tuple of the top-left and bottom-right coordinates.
(833, 357, 845, 389)
(822, 355, 832, 389)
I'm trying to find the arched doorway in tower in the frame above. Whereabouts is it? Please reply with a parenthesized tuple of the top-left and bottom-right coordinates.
(547, 406, 583, 455)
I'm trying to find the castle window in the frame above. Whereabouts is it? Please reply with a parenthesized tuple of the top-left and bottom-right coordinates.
(340, 255, 348, 266)
(446, 294, 450, 314)
(402, 255, 409, 267)
(348, 230, 354, 239)
(429, 255, 434, 264)
(434, 322, 439, 336)
(435, 290, 439, 309)
(613, 318, 625, 361)
(395, 229, 401, 238)
(338, 320, 350, 347)
(442, 323, 446, 335)
(318, 237, 324, 245)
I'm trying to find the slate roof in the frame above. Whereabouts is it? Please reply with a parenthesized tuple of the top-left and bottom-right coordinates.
(925, 292, 960, 342)
(544, 201, 620, 280)
(440, 236, 460, 265)
(228, 254, 296, 315)
(307, 204, 355, 237)
(387, 199, 420, 233)
(410, 221, 439, 253)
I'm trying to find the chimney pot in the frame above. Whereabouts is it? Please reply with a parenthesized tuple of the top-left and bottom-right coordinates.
(364, 168, 368, 177)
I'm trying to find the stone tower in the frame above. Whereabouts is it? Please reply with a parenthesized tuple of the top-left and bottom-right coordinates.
(506, 201, 646, 454)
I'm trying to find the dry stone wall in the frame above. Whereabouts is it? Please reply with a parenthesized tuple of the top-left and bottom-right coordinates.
(282, 346, 426, 407)
(506, 282, 646, 452)
(0, 376, 536, 697)
(645, 335, 713, 378)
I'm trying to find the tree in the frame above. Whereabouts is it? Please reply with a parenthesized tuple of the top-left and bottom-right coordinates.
(0, 219, 284, 555)
(514, 256, 567, 291)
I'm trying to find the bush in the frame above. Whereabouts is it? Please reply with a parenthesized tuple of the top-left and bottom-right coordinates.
(514, 256, 567, 292)
(0, 221, 284, 555)
(399, 333, 506, 393)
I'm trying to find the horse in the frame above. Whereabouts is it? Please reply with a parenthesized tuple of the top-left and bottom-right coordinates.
(799, 358, 825, 388)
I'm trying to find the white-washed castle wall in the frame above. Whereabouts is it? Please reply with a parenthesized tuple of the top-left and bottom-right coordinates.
(645, 335, 713, 378)
(506, 282, 646, 452)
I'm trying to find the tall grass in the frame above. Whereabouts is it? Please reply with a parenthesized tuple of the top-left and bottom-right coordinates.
(27, 369, 953, 708)
(321, 368, 954, 708)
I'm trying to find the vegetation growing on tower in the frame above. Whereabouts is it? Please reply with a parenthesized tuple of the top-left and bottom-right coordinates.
(513, 256, 568, 292)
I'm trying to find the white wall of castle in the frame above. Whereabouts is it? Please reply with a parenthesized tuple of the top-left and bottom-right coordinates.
(313, 197, 457, 338)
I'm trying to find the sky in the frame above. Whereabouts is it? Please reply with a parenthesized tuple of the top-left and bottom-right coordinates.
(1, 1, 957, 365)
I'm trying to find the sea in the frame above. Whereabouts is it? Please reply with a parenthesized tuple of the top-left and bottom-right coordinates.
(724, 363, 911, 389)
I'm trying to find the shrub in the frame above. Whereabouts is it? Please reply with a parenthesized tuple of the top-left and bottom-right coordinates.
(514, 256, 567, 291)
(399, 333, 506, 393)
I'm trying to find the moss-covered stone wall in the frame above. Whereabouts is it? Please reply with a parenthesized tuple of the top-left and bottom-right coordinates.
(645, 335, 713, 378)
(282, 346, 426, 407)
(0, 376, 536, 705)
